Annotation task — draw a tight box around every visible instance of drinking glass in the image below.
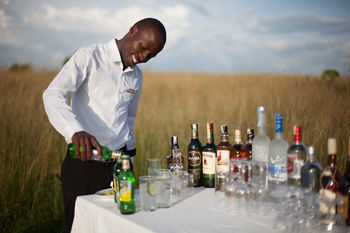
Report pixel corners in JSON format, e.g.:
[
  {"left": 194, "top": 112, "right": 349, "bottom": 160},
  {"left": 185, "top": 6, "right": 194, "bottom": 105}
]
[
  {"left": 147, "top": 158, "right": 162, "bottom": 176},
  {"left": 139, "top": 176, "right": 157, "bottom": 211},
  {"left": 155, "top": 169, "right": 172, "bottom": 208}
]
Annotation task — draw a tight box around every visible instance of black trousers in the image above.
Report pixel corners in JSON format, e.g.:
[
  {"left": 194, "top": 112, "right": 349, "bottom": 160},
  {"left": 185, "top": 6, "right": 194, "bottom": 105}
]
[{"left": 61, "top": 146, "right": 135, "bottom": 233}]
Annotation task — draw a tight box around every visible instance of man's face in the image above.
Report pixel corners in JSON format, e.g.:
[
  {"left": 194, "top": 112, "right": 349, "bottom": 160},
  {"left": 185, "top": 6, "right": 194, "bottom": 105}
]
[{"left": 121, "top": 27, "right": 165, "bottom": 68}]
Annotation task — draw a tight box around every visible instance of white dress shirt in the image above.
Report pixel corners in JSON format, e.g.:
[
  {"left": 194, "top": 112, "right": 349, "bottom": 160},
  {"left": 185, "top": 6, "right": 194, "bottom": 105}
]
[{"left": 43, "top": 39, "right": 142, "bottom": 151}]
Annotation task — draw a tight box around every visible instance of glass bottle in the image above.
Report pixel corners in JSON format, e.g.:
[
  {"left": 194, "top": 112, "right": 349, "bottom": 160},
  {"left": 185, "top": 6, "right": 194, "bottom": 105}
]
[
  {"left": 67, "top": 142, "right": 114, "bottom": 161},
  {"left": 300, "top": 146, "right": 323, "bottom": 192},
  {"left": 119, "top": 155, "right": 135, "bottom": 215},
  {"left": 319, "top": 138, "right": 342, "bottom": 218},
  {"left": 268, "top": 113, "right": 289, "bottom": 191},
  {"left": 113, "top": 151, "right": 123, "bottom": 205},
  {"left": 216, "top": 125, "right": 233, "bottom": 174},
  {"left": 187, "top": 124, "right": 203, "bottom": 187},
  {"left": 252, "top": 106, "right": 271, "bottom": 163},
  {"left": 337, "top": 138, "right": 350, "bottom": 225},
  {"left": 287, "top": 125, "right": 307, "bottom": 186},
  {"left": 167, "top": 136, "right": 183, "bottom": 173},
  {"left": 241, "top": 128, "right": 254, "bottom": 160},
  {"left": 202, "top": 123, "right": 217, "bottom": 188},
  {"left": 232, "top": 129, "right": 243, "bottom": 160}
]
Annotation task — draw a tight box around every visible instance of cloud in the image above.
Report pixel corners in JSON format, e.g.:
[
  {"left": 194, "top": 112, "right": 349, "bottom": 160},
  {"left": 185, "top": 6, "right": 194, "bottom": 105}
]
[
  {"left": 23, "top": 3, "right": 190, "bottom": 48},
  {"left": 245, "top": 12, "right": 350, "bottom": 35}
]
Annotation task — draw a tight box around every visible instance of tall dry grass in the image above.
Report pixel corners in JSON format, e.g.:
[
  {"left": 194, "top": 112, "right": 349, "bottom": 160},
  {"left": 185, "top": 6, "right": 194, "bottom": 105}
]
[{"left": 0, "top": 70, "right": 349, "bottom": 232}]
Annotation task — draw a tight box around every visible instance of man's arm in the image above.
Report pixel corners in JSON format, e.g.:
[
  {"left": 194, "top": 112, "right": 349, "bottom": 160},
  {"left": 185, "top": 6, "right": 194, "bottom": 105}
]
[{"left": 43, "top": 48, "right": 101, "bottom": 160}]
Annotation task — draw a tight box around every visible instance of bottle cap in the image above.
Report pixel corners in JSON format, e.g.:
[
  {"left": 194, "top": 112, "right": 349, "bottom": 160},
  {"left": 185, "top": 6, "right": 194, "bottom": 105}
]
[
  {"left": 327, "top": 138, "right": 337, "bottom": 155},
  {"left": 221, "top": 125, "right": 228, "bottom": 135},
  {"left": 275, "top": 113, "right": 283, "bottom": 133},
  {"left": 247, "top": 128, "right": 254, "bottom": 135},
  {"left": 293, "top": 125, "right": 302, "bottom": 142},
  {"left": 234, "top": 129, "right": 242, "bottom": 141}
]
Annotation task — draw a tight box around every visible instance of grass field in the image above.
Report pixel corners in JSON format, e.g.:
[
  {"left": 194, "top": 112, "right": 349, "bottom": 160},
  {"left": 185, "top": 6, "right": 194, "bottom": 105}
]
[{"left": 0, "top": 69, "right": 349, "bottom": 232}]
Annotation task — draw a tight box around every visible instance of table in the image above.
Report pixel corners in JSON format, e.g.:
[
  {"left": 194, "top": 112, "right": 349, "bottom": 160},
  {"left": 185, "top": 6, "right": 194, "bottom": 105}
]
[{"left": 71, "top": 188, "right": 281, "bottom": 233}]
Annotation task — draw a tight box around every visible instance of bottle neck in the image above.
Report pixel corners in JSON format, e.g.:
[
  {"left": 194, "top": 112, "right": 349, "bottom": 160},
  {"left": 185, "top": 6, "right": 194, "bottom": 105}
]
[
  {"left": 122, "top": 159, "right": 130, "bottom": 170},
  {"left": 221, "top": 134, "right": 229, "bottom": 142},
  {"left": 207, "top": 132, "right": 214, "bottom": 144},
  {"left": 328, "top": 154, "right": 337, "bottom": 168},
  {"left": 257, "top": 125, "right": 266, "bottom": 135},
  {"left": 191, "top": 130, "right": 198, "bottom": 139},
  {"left": 307, "top": 152, "right": 315, "bottom": 162},
  {"left": 246, "top": 134, "right": 254, "bottom": 144}
]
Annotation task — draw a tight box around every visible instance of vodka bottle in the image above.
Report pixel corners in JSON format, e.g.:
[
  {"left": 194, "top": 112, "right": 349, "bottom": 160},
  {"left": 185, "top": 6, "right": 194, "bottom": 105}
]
[
  {"left": 300, "top": 146, "right": 323, "bottom": 192},
  {"left": 252, "top": 106, "right": 271, "bottom": 163},
  {"left": 167, "top": 136, "right": 184, "bottom": 173},
  {"left": 287, "top": 126, "right": 307, "bottom": 186},
  {"left": 268, "top": 113, "right": 289, "bottom": 191}
]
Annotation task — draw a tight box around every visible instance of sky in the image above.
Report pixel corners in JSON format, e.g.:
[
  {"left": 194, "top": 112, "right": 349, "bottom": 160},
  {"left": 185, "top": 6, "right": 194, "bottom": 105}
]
[{"left": 1, "top": 0, "right": 350, "bottom": 75}]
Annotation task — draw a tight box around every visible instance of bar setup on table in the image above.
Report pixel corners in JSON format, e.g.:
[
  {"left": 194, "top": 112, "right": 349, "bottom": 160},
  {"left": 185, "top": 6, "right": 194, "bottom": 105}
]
[{"left": 71, "top": 106, "right": 350, "bottom": 233}]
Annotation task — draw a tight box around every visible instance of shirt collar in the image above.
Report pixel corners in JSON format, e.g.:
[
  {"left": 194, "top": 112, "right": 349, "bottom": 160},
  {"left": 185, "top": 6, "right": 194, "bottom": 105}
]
[{"left": 107, "top": 39, "right": 135, "bottom": 73}]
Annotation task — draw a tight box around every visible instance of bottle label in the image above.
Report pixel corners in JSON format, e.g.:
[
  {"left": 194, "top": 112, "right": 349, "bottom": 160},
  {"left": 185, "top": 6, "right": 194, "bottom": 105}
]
[
  {"left": 337, "top": 193, "right": 349, "bottom": 219},
  {"left": 203, "top": 151, "right": 216, "bottom": 175},
  {"left": 287, "top": 153, "right": 303, "bottom": 179},
  {"left": 216, "top": 150, "right": 229, "bottom": 173},
  {"left": 268, "top": 162, "right": 287, "bottom": 182},
  {"left": 188, "top": 151, "right": 201, "bottom": 183},
  {"left": 319, "top": 189, "right": 336, "bottom": 215},
  {"left": 119, "top": 180, "right": 132, "bottom": 202}
]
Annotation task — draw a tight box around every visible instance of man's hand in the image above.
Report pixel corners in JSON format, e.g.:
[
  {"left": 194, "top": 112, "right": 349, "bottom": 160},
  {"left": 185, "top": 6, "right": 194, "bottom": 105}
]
[{"left": 71, "top": 131, "right": 102, "bottom": 161}]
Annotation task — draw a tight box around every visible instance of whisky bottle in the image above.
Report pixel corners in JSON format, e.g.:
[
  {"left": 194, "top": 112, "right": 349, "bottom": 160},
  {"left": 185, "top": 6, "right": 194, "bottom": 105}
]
[
  {"left": 319, "top": 138, "right": 342, "bottom": 218},
  {"left": 287, "top": 125, "right": 307, "bottom": 186},
  {"left": 337, "top": 138, "right": 350, "bottom": 225},
  {"left": 216, "top": 125, "right": 233, "bottom": 174},
  {"left": 187, "top": 124, "right": 203, "bottom": 187},
  {"left": 300, "top": 146, "right": 323, "bottom": 192},
  {"left": 202, "top": 123, "right": 217, "bottom": 188},
  {"left": 119, "top": 155, "right": 135, "bottom": 215},
  {"left": 232, "top": 129, "right": 243, "bottom": 160},
  {"left": 241, "top": 128, "right": 254, "bottom": 160}
]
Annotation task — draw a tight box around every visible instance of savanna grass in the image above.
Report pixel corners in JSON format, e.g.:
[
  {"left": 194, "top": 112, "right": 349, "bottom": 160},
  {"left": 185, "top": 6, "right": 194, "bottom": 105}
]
[{"left": 0, "top": 69, "right": 349, "bottom": 232}]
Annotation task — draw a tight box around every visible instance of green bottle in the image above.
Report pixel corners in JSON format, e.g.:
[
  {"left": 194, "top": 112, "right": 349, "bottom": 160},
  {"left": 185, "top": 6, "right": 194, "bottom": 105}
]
[
  {"left": 202, "top": 123, "right": 217, "bottom": 188},
  {"left": 118, "top": 155, "right": 135, "bottom": 214},
  {"left": 113, "top": 152, "right": 123, "bottom": 205},
  {"left": 67, "top": 143, "right": 114, "bottom": 162},
  {"left": 187, "top": 123, "right": 203, "bottom": 187}
]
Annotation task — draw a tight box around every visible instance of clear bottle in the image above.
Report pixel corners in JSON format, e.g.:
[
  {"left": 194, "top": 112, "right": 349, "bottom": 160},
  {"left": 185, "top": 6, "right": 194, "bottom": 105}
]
[
  {"left": 337, "top": 138, "right": 350, "bottom": 225},
  {"left": 287, "top": 125, "right": 307, "bottom": 186},
  {"left": 300, "top": 146, "right": 323, "bottom": 192},
  {"left": 187, "top": 124, "right": 203, "bottom": 187},
  {"left": 119, "top": 155, "right": 135, "bottom": 215},
  {"left": 232, "top": 129, "right": 243, "bottom": 160},
  {"left": 252, "top": 106, "right": 271, "bottom": 163},
  {"left": 167, "top": 136, "right": 184, "bottom": 173},
  {"left": 268, "top": 113, "right": 289, "bottom": 191},
  {"left": 217, "top": 125, "right": 233, "bottom": 174},
  {"left": 319, "top": 138, "right": 342, "bottom": 221},
  {"left": 202, "top": 123, "right": 217, "bottom": 188},
  {"left": 241, "top": 128, "right": 254, "bottom": 160}
]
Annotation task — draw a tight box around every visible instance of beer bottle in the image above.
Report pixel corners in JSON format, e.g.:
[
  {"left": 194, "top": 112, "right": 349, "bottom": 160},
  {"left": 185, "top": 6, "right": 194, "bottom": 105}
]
[{"left": 118, "top": 155, "right": 135, "bottom": 214}]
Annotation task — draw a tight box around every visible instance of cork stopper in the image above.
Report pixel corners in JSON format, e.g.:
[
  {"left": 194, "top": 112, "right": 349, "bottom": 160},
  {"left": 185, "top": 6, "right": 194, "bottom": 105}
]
[
  {"left": 234, "top": 129, "right": 242, "bottom": 142},
  {"left": 327, "top": 138, "right": 337, "bottom": 155}
]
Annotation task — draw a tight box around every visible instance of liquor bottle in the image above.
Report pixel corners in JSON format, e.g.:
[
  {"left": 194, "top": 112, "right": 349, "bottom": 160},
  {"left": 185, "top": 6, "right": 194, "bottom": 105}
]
[
  {"left": 287, "top": 126, "right": 307, "bottom": 186},
  {"left": 268, "top": 113, "right": 289, "bottom": 191},
  {"left": 119, "top": 155, "right": 135, "bottom": 214},
  {"left": 300, "top": 146, "right": 323, "bottom": 192},
  {"left": 67, "top": 142, "right": 114, "bottom": 162},
  {"left": 216, "top": 125, "right": 233, "bottom": 175},
  {"left": 319, "top": 138, "right": 342, "bottom": 218},
  {"left": 187, "top": 124, "right": 203, "bottom": 187},
  {"left": 241, "top": 128, "right": 254, "bottom": 160},
  {"left": 202, "top": 123, "right": 217, "bottom": 188},
  {"left": 252, "top": 106, "right": 271, "bottom": 163},
  {"left": 337, "top": 138, "right": 350, "bottom": 225},
  {"left": 113, "top": 151, "right": 123, "bottom": 204},
  {"left": 167, "top": 136, "right": 184, "bottom": 173},
  {"left": 232, "top": 129, "right": 243, "bottom": 160}
]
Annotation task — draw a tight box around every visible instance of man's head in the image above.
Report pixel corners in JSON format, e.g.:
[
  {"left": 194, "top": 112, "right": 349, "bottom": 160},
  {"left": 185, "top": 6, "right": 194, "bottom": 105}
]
[{"left": 117, "top": 18, "right": 166, "bottom": 69}]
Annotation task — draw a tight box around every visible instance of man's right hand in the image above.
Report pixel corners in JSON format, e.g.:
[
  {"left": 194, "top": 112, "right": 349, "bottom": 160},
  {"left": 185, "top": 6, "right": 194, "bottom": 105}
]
[{"left": 71, "top": 131, "right": 102, "bottom": 161}]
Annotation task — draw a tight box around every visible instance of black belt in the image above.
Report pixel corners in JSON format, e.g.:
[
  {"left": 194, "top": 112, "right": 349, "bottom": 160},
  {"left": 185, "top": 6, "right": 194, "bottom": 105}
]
[{"left": 118, "top": 145, "right": 136, "bottom": 157}]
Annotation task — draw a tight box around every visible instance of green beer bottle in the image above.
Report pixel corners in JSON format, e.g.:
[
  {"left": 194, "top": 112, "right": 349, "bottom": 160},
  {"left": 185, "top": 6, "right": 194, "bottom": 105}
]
[
  {"left": 113, "top": 152, "right": 123, "bottom": 205},
  {"left": 67, "top": 143, "right": 114, "bottom": 162},
  {"left": 118, "top": 155, "right": 135, "bottom": 214}
]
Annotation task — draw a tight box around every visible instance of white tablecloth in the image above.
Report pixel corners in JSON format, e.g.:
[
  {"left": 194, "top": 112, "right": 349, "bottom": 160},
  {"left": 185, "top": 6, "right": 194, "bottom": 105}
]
[{"left": 71, "top": 188, "right": 282, "bottom": 233}]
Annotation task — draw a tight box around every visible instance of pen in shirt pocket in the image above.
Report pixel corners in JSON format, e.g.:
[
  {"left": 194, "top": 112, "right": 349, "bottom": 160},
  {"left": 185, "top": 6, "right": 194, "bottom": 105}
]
[{"left": 126, "top": 89, "right": 137, "bottom": 94}]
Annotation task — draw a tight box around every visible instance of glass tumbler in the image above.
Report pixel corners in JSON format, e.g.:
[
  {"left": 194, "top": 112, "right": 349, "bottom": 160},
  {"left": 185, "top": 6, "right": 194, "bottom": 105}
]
[{"left": 139, "top": 176, "right": 157, "bottom": 211}]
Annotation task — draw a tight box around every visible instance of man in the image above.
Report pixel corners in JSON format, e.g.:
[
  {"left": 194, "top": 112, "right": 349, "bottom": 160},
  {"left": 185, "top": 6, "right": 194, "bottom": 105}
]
[{"left": 43, "top": 18, "right": 166, "bottom": 233}]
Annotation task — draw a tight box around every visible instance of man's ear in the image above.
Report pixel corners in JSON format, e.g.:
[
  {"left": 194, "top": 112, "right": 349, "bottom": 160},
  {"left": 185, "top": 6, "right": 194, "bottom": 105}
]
[{"left": 129, "top": 25, "right": 138, "bottom": 35}]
